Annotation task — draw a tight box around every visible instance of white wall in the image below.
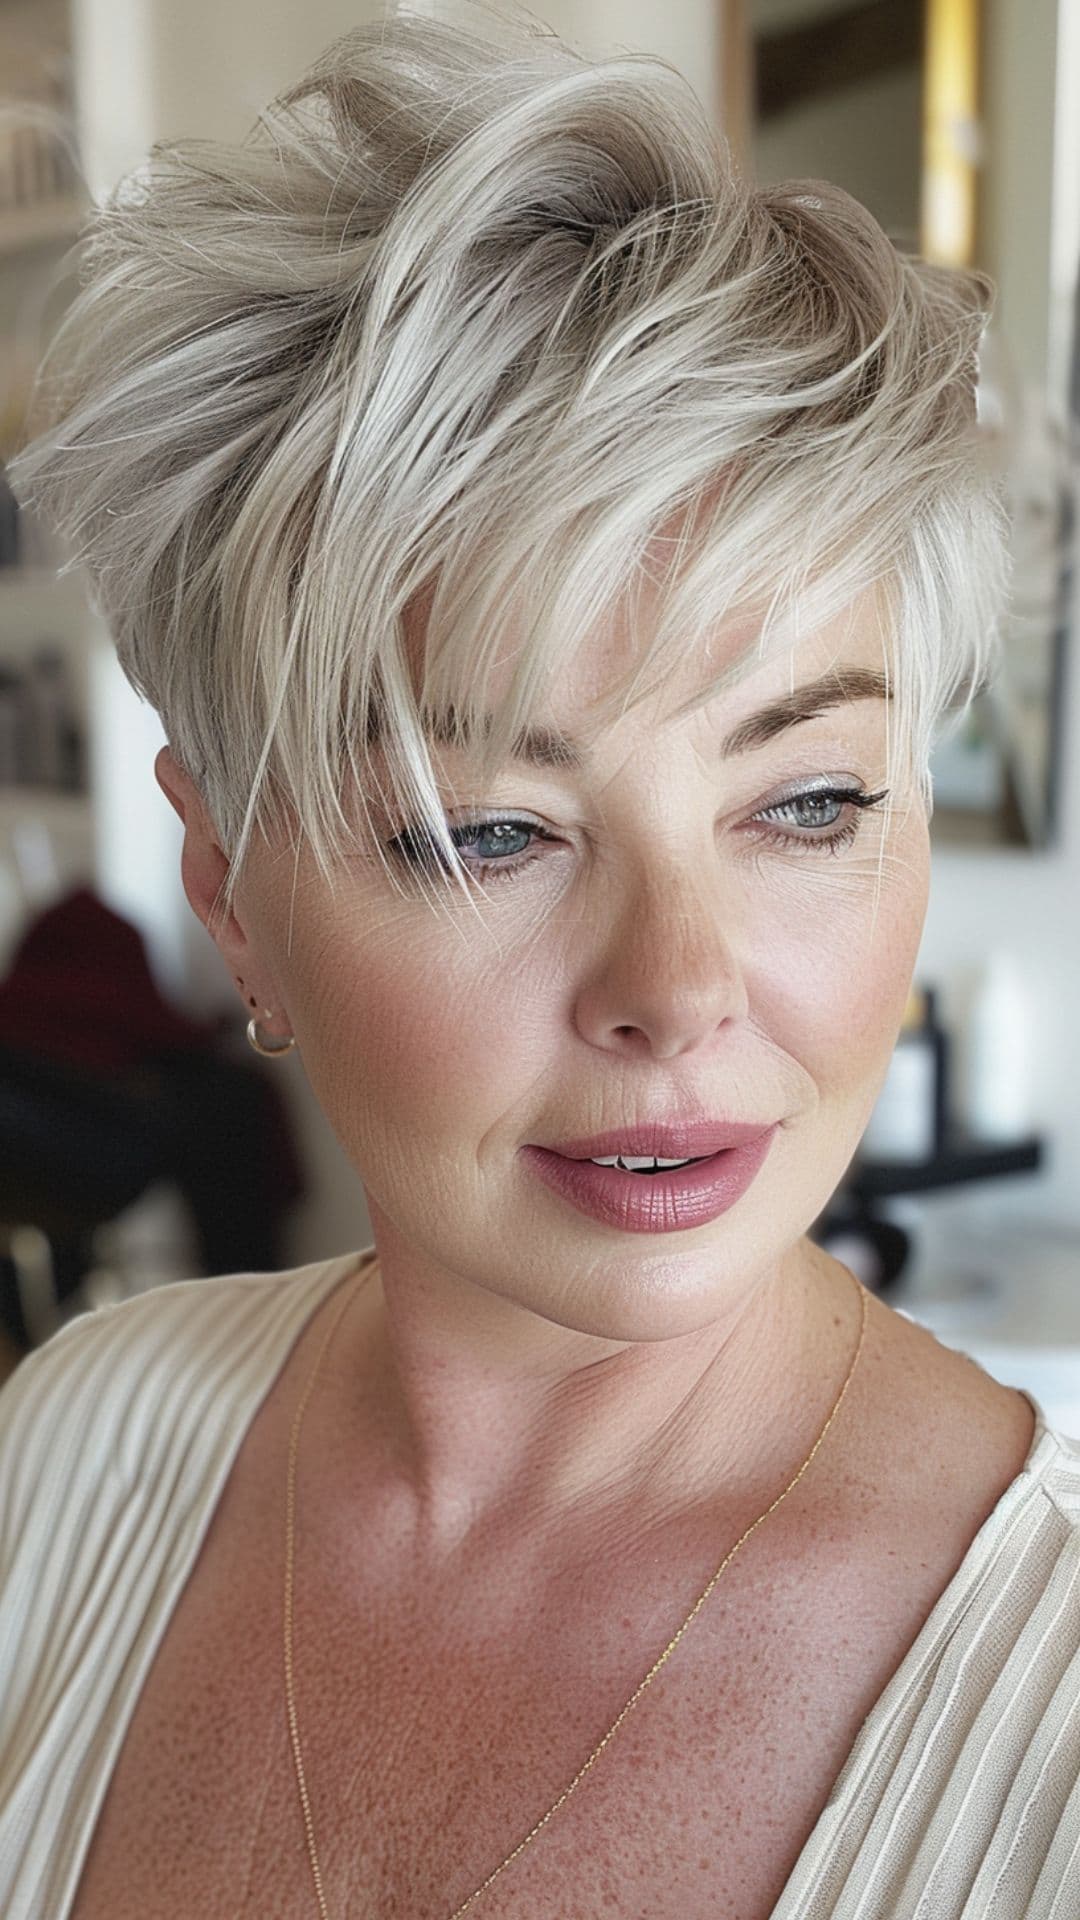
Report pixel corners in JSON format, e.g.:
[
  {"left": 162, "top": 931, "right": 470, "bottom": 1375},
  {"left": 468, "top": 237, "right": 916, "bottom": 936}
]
[
  {"left": 534, "top": 0, "right": 720, "bottom": 121},
  {"left": 63, "top": 0, "right": 1080, "bottom": 1267}
]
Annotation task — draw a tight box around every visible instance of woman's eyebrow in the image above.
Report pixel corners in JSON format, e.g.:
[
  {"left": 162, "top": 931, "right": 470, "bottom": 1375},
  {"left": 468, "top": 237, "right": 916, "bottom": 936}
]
[
  {"left": 719, "top": 666, "right": 892, "bottom": 756},
  {"left": 413, "top": 666, "right": 891, "bottom": 767}
]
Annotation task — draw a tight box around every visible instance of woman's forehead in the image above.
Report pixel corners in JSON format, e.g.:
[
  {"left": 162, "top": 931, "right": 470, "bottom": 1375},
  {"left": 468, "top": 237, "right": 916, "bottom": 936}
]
[{"left": 403, "top": 576, "right": 890, "bottom": 760}]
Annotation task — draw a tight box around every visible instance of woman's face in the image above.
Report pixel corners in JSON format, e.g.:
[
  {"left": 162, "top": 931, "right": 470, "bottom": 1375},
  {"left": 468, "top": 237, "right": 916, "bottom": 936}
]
[{"left": 221, "top": 582, "right": 930, "bottom": 1342}]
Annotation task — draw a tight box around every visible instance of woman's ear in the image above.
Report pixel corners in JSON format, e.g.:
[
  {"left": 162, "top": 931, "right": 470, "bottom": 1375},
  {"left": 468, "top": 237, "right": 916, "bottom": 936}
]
[
  {"left": 155, "top": 746, "right": 234, "bottom": 938},
  {"left": 154, "top": 748, "right": 294, "bottom": 1040},
  {"left": 154, "top": 747, "right": 274, "bottom": 1020}
]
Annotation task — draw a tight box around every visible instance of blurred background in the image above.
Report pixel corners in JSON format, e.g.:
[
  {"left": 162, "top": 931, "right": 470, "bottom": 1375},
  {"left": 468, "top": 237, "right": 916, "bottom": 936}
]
[{"left": 0, "top": 0, "right": 1077, "bottom": 1418}]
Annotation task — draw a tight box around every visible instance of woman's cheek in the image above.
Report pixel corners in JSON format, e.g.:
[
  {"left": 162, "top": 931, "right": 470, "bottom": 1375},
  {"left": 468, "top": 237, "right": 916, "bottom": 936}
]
[
  {"left": 745, "top": 831, "right": 930, "bottom": 1094},
  {"left": 290, "top": 923, "right": 536, "bottom": 1174}
]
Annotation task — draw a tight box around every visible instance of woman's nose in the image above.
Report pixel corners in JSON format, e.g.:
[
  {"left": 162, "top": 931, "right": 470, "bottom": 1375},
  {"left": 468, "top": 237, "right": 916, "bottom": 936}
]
[{"left": 571, "top": 857, "right": 750, "bottom": 1059}]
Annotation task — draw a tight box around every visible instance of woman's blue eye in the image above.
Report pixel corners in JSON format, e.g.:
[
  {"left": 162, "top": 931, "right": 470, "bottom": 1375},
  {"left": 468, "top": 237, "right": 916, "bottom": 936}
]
[
  {"left": 387, "top": 787, "right": 891, "bottom": 883},
  {"left": 388, "top": 818, "right": 553, "bottom": 877},
  {"left": 754, "top": 786, "right": 891, "bottom": 855}
]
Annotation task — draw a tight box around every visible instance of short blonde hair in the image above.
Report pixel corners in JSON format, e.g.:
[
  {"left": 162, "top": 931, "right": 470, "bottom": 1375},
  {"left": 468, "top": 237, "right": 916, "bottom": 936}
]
[{"left": 8, "top": 0, "right": 1008, "bottom": 924}]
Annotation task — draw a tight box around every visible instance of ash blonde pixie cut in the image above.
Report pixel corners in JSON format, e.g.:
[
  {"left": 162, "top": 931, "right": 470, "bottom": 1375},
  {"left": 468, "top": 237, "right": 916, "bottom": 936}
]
[{"left": 8, "top": 0, "right": 1008, "bottom": 926}]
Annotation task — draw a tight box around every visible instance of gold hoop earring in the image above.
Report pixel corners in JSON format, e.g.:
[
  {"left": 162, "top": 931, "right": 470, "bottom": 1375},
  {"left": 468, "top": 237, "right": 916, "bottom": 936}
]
[{"left": 246, "top": 1013, "right": 296, "bottom": 1058}]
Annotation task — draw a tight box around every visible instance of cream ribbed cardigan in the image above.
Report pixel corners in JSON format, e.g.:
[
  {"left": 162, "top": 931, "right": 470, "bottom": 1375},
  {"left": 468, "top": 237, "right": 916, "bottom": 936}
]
[{"left": 1, "top": 1252, "right": 1079, "bottom": 1919}]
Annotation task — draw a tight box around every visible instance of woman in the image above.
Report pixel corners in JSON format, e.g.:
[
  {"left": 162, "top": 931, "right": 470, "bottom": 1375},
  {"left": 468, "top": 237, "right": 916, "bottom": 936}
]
[{"left": 2, "top": 7, "right": 1077, "bottom": 1917}]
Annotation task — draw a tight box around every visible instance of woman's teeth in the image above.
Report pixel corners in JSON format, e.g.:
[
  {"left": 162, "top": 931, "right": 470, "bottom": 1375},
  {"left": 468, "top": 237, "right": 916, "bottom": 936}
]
[{"left": 587, "top": 1154, "right": 705, "bottom": 1174}]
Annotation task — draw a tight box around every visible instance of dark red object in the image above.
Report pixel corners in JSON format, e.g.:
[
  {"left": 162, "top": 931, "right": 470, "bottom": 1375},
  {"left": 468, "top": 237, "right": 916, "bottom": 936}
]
[
  {"left": 0, "top": 887, "right": 306, "bottom": 1324},
  {"left": 0, "top": 885, "right": 216, "bottom": 1072}
]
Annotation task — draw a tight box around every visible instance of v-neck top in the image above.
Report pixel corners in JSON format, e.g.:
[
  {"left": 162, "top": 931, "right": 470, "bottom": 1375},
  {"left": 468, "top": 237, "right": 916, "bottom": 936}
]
[{"left": 1, "top": 1251, "right": 1079, "bottom": 1918}]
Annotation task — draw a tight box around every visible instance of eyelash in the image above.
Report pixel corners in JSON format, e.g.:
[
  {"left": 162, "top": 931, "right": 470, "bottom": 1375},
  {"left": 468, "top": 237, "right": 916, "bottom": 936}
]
[{"left": 388, "top": 785, "right": 892, "bottom": 885}]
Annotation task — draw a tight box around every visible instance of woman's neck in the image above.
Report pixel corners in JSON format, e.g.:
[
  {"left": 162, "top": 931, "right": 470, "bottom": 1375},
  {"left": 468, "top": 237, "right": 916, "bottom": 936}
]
[{"left": 322, "top": 1236, "right": 862, "bottom": 1565}]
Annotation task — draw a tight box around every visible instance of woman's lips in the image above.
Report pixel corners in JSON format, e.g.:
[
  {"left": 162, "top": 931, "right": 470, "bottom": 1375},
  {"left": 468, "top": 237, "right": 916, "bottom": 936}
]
[
  {"left": 520, "top": 1126, "right": 778, "bottom": 1233},
  {"left": 540, "top": 1120, "right": 776, "bottom": 1160}
]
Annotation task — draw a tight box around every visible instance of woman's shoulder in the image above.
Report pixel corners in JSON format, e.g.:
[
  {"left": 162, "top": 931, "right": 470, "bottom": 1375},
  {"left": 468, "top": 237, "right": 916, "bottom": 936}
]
[
  {"left": 0, "top": 1251, "right": 367, "bottom": 1534},
  {"left": 1019, "top": 1399, "right": 1080, "bottom": 1521},
  {"left": 828, "top": 1292, "right": 1080, "bottom": 1701}
]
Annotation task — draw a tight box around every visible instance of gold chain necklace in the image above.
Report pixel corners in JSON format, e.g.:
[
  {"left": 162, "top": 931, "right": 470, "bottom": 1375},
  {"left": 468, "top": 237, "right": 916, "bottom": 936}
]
[{"left": 284, "top": 1259, "right": 867, "bottom": 1918}]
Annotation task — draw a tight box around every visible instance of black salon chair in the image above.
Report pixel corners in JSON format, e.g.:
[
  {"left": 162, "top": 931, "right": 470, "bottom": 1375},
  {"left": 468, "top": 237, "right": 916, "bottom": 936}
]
[{"left": 0, "top": 1041, "right": 164, "bottom": 1350}]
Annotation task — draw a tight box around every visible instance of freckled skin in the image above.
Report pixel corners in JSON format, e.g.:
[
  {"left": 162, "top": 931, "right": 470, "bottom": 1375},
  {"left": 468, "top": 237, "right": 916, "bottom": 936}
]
[{"left": 83, "top": 575, "right": 1033, "bottom": 1920}]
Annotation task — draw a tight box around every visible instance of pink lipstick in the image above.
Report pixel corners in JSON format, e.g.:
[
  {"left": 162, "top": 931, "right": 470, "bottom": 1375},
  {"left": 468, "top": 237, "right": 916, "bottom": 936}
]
[{"left": 521, "top": 1125, "right": 778, "bottom": 1233}]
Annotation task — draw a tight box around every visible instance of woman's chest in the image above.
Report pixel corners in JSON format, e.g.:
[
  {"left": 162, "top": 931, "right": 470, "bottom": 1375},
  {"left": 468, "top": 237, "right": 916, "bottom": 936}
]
[
  {"left": 63, "top": 1504, "right": 930, "bottom": 1920},
  {"left": 66, "top": 1621, "right": 865, "bottom": 1920},
  {"left": 66, "top": 1304, "right": 1032, "bottom": 1920}
]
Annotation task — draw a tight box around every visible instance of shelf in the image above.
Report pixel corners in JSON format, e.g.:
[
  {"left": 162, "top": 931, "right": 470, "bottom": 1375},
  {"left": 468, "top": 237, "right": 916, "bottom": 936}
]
[
  {"left": 845, "top": 1132, "right": 1044, "bottom": 1199},
  {"left": 0, "top": 787, "right": 91, "bottom": 828}
]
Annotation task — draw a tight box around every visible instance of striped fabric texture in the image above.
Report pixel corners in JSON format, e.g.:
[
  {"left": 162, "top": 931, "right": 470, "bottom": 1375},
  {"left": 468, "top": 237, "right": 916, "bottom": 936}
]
[{"left": 0, "top": 1251, "right": 1078, "bottom": 1919}]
